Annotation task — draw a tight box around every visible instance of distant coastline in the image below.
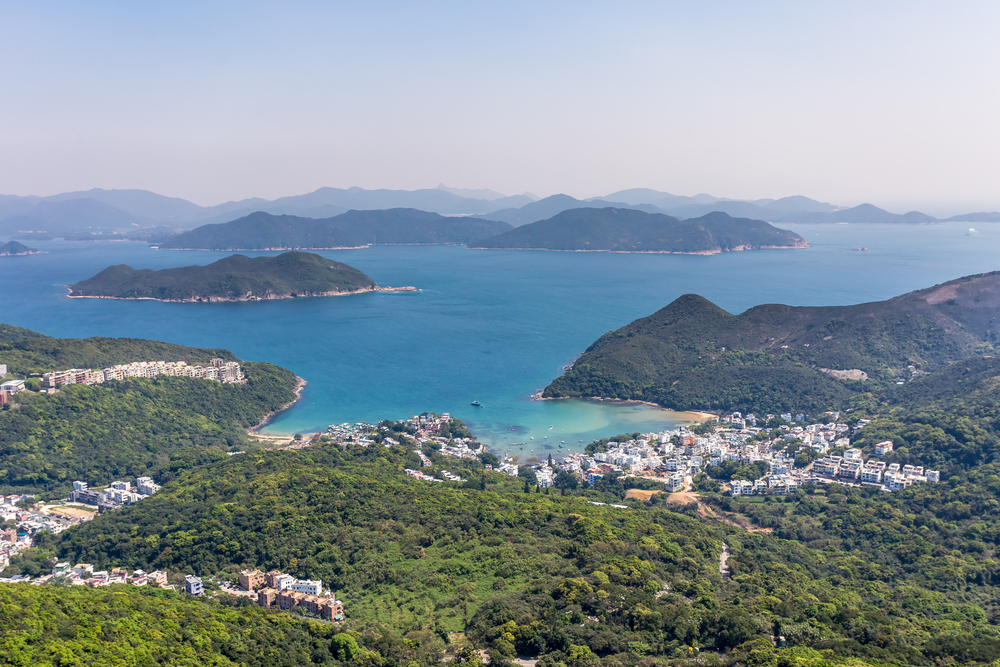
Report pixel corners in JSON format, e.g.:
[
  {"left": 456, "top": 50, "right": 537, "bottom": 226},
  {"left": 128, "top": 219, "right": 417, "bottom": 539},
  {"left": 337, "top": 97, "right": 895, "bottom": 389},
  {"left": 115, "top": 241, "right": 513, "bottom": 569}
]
[
  {"left": 471, "top": 243, "right": 807, "bottom": 255},
  {"left": 66, "top": 285, "right": 418, "bottom": 303},
  {"left": 151, "top": 245, "right": 370, "bottom": 251}
]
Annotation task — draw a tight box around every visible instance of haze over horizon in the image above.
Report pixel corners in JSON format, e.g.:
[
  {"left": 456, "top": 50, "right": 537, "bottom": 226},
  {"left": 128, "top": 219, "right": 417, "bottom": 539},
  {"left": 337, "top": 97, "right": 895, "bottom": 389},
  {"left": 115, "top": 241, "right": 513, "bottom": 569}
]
[{"left": 3, "top": 2, "right": 999, "bottom": 217}]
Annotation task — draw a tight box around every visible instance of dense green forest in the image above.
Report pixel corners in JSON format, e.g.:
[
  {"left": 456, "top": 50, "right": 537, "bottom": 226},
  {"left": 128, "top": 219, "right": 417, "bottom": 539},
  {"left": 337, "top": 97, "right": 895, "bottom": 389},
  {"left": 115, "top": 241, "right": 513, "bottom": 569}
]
[
  {"left": 470, "top": 208, "right": 805, "bottom": 253},
  {"left": 0, "top": 331, "right": 298, "bottom": 494},
  {"left": 0, "top": 364, "right": 296, "bottom": 495},
  {"left": 546, "top": 271, "right": 1000, "bottom": 414},
  {"left": 0, "top": 584, "right": 398, "bottom": 667},
  {"left": 0, "top": 323, "right": 47, "bottom": 344},
  {"left": 69, "top": 251, "right": 378, "bottom": 301},
  {"left": 158, "top": 209, "right": 513, "bottom": 250},
  {"left": 38, "top": 443, "right": 1000, "bottom": 665}
]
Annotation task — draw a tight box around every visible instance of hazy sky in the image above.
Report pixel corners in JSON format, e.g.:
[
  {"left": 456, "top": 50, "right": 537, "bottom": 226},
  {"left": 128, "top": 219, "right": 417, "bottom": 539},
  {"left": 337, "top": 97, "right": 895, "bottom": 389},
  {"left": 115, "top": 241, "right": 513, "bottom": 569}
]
[{"left": 2, "top": 1, "right": 999, "bottom": 215}]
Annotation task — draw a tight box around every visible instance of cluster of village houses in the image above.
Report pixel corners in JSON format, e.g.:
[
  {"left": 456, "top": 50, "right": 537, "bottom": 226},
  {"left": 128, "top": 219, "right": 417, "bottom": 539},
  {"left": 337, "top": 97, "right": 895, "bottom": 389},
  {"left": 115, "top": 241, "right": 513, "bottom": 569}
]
[
  {"left": 388, "top": 409, "right": 940, "bottom": 497},
  {"left": 0, "top": 359, "right": 245, "bottom": 404},
  {"left": 0, "top": 476, "right": 162, "bottom": 571},
  {"left": 188, "top": 569, "right": 344, "bottom": 621},
  {"left": 0, "top": 562, "right": 175, "bottom": 589},
  {"left": 70, "top": 477, "right": 162, "bottom": 510},
  {"left": 39, "top": 358, "right": 245, "bottom": 387}
]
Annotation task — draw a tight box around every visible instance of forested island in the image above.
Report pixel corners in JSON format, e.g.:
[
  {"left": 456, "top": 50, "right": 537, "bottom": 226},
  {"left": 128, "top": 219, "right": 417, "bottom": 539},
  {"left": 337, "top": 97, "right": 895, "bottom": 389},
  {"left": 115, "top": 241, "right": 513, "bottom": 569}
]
[
  {"left": 0, "top": 240, "right": 43, "bottom": 256},
  {"left": 469, "top": 208, "right": 807, "bottom": 253},
  {"left": 157, "top": 208, "right": 513, "bottom": 250},
  {"left": 68, "top": 251, "right": 414, "bottom": 302},
  {"left": 545, "top": 270, "right": 1000, "bottom": 414}
]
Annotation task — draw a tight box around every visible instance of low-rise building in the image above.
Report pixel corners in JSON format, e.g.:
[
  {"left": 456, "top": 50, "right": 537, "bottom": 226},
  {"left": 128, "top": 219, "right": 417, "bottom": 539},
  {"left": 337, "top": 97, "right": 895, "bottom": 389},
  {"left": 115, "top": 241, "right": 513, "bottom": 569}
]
[
  {"left": 239, "top": 569, "right": 266, "bottom": 591},
  {"left": 289, "top": 579, "right": 323, "bottom": 596},
  {"left": 0, "top": 380, "right": 25, "bottom": 394},
  {"left": 184, "top": 575, "right": 204, "bottom": 596},
  {"left": 873, "top": 441, "right": 894, "bottom": 457}
]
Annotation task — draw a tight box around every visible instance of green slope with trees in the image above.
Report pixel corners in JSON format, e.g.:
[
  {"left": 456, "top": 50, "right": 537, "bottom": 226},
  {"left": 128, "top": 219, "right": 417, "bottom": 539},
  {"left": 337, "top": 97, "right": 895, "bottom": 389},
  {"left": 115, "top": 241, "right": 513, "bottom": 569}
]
[
  {"left": 0, "top": 330, "right": 298, "bottom": 495},
  {"left": 37, "top": 442, "right": 1000, "bottom": 665},
  {"left": 69, "top": 251, "right": 378, "bottom": 301},
  {"left": 0, "top": 323, "right": 48, "bottom": 344},
  {"left": 545, "top": 271, "right": 1000, "bottom": 414}
]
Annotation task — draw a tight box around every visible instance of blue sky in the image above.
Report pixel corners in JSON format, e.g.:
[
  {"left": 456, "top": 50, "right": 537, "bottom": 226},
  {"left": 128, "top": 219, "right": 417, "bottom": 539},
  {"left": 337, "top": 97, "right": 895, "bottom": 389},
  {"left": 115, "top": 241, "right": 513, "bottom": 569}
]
[{"left": 2, "top": 1, "right": 998, "bottom": 214}]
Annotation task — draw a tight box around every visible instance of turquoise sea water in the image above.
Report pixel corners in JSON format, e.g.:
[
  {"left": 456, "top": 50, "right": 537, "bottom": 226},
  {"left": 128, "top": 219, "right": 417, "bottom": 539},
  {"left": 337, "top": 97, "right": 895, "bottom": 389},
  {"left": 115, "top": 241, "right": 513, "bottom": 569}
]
[{"left": 1, "top": 222, "right": 999, "bottom": 455}]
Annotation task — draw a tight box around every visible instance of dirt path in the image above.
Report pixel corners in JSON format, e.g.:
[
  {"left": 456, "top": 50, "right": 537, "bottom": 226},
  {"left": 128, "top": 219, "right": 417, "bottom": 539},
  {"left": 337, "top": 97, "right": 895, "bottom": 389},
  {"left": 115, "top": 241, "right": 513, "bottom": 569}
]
[{"left": 719, "top": 542, "right": 731, "bottom": 580}]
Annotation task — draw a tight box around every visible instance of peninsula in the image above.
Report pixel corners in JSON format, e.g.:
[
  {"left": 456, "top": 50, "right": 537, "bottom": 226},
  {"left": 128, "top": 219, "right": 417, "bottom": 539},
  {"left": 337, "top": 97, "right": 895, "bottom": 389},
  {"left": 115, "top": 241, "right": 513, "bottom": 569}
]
[
  {"left": 68, "top": 251, "right": 415, "bottom": 302},
  {"left": 469, "top": 208, "right": 807, "bottom": 253},
  {"left": 0, "top": 240, "right": 43, "bottom": 256},
  {"left": 545, "top": 270, "right": 1000, "bottom": 414}
]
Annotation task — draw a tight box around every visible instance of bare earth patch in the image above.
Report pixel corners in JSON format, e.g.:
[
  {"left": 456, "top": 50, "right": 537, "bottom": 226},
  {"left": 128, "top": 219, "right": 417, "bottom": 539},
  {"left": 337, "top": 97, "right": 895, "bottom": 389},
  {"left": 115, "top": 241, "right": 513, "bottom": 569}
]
[
  {"left": 625, "top": 489, "right": 664, "bottom": 501},
  {"left": 44, "top": 505, "right": 96, "bottom": 520}
]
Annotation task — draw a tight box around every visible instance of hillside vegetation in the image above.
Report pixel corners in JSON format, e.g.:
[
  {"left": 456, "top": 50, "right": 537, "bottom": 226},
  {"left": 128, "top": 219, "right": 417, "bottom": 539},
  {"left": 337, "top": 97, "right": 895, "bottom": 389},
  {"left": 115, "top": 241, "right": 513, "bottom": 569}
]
[
  {"left": 0, "top": 331, "right": 298, "bottom": 494},
  {"left": 1, "top": 334, "right": 235, "bottom": 376},
  {"left": 0, "top": 585, "right": 353, "bottom": 667},
  {"left": 69, "top": 251, "right": 379, "bottom": 301},
  {"left": 546, "top": 271, "right": 1000, "bottom": 414},
  {"left": 158, "top": 209, "right": 513, "bottom": 250},
  {"left": 40, "top": 442, "right": 1000, "bottom": 666},
  {"left": 0, "top": 323, "right": 47, "bottom": 344},
  {"left": 470, "top": 208, "right": 806, "bottom": 253}
]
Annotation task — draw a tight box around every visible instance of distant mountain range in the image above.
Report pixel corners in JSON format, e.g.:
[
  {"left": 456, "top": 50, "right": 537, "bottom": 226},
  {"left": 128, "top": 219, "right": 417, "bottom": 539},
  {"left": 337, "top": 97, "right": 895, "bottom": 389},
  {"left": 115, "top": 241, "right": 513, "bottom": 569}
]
[
  {"left": 2, "top": 184, "right": 999, "bottom": 239},
  {"left": 470, "top": 209, "right": 806, "bottom": 254}
]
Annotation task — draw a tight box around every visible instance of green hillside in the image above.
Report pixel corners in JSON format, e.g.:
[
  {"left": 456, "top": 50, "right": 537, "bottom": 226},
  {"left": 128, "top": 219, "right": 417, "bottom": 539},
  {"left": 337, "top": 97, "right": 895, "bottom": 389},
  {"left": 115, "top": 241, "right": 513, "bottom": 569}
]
[
  {"left": 0, "top": 334, "right": 234, "bottom": 375},
  {"left": 0, "top": 585, "right": 349, "bottom": 667},
  {"left": 0, "top": 323, "right": 48, "bottom": 344},
  {"left": 158, "top": 208, "right": 513, "bottom": 250},
  {"left": 39, "top": 442, "right": 1000, "bottom": 665},
  {"left": 470, "top": 208, "right": 806, "bottom": 253},
  {"left": 545, "top": 271, "right": 1000, "bottom": 414},
  {"left": 0, "top": 331, "right": 298, "bottom": 495},
  {"left": 69, "top": 251, "right": 378, "bottom": 301}
]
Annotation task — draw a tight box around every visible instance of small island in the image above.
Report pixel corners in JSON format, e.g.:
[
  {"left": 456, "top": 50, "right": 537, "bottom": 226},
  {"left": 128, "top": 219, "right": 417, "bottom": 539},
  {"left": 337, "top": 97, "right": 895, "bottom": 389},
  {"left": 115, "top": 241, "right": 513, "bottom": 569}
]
[
  {"left": 68, "top": 251, "right": 416, "bottom": 302},
  {"left": 0, "top": 240, "right": 44, "bottom": 256}
]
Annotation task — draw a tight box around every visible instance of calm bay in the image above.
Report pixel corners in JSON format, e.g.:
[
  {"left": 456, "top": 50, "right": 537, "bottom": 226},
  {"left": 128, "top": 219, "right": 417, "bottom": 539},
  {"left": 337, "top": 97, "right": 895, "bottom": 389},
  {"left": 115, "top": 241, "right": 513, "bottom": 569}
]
[{"left": 1, "top": 221, "right": 997, "bottom": 454}]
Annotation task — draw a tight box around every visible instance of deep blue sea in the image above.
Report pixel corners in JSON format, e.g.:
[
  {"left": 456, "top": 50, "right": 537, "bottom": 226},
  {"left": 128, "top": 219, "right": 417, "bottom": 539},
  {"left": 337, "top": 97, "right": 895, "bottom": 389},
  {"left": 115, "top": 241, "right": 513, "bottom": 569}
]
[{"left": 1, "top": 222, "right": 998, "bottom": 456}]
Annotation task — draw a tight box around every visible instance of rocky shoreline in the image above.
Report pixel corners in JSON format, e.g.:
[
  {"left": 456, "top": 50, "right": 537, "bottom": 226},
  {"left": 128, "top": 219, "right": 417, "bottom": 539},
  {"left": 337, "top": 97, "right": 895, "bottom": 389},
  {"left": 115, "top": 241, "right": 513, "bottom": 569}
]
[
  {"left": 66, "top": 285, "right": 418, "bottom": 302},
  {"left": 249, "top": 376, "right": 307, "bottom": 435}
]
